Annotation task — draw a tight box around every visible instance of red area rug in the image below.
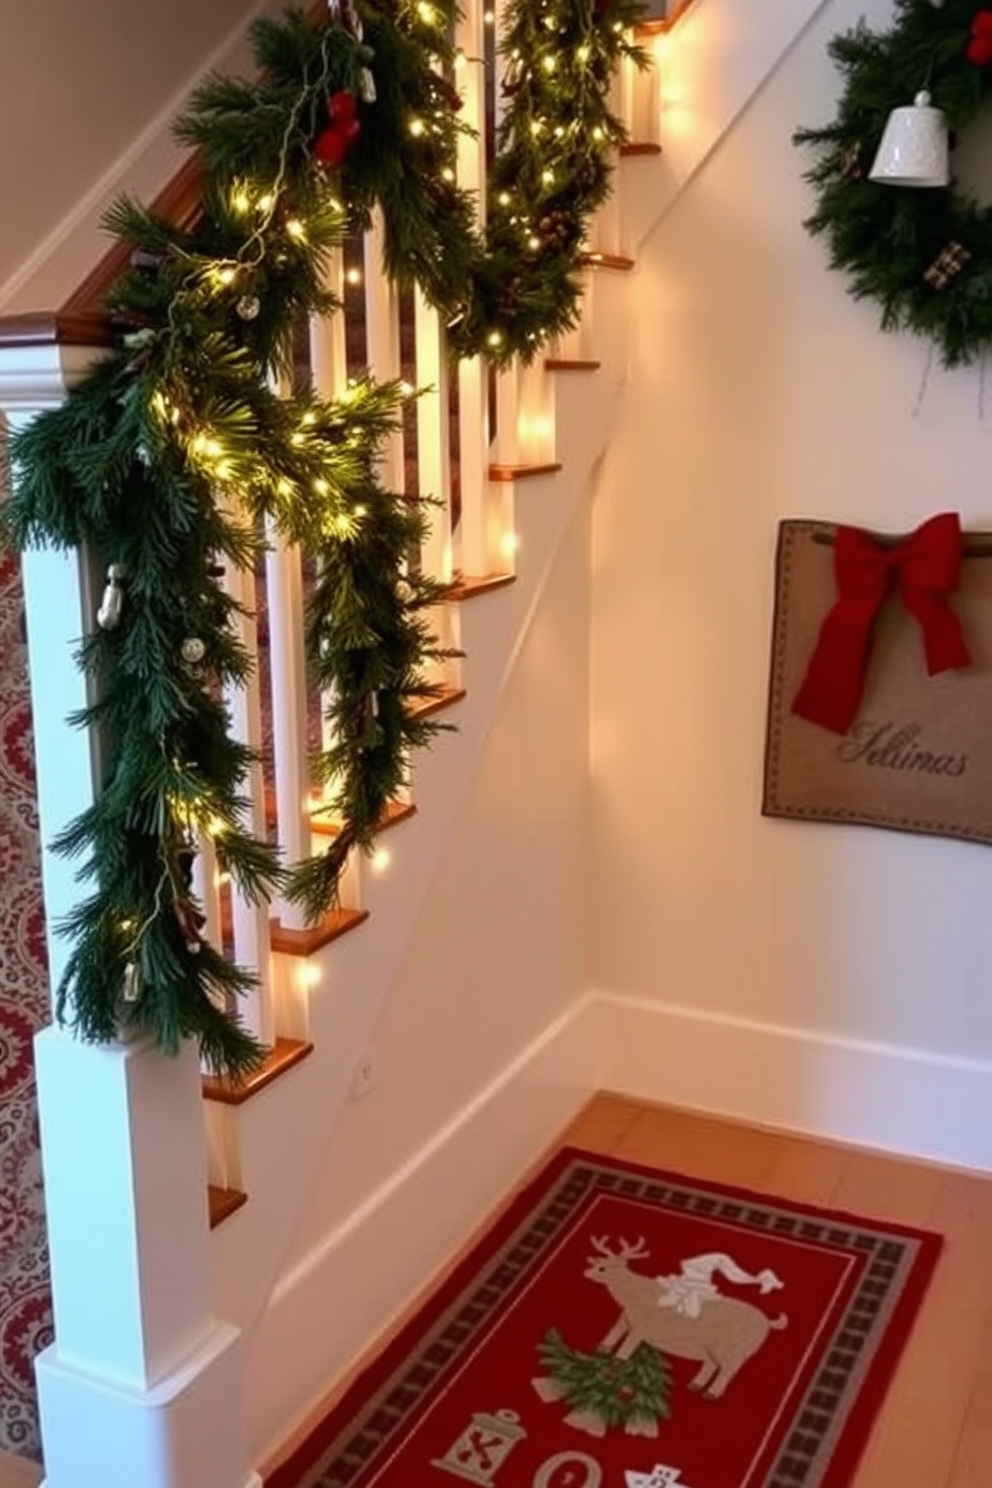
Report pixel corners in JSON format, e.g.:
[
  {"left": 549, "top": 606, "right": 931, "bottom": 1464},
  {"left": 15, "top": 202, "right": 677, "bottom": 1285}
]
[
  {"left": 0, "top": 548, "right": 53, "bottom": 1460},
  {"left": 269, "top": 1148, "right": 941, "bottom": 1488}
]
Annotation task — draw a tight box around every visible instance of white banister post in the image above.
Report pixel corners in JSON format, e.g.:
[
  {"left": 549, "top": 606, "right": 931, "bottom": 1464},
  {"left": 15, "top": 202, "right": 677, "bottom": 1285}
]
[{"left": 0, "top": 338, "right": 259, "bottom": 1488}]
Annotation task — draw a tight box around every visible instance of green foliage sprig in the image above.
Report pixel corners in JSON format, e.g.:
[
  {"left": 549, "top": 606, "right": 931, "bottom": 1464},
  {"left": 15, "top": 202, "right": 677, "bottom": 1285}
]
[
  {"left": 451, "top": 0, "right": 648, "bottom": 361},
  {"left": 795, "top": 0, "right": 992, "bottom": 366},
  {"left": 537, "top": 1329, "right": 673, "bottom": 1433},
  {"left": 2, "top": 0, "right": 644, "bottom": 1074}
]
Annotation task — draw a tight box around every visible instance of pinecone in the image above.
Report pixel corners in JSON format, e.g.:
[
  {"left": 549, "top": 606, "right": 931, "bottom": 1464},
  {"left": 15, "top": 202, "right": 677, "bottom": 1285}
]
[{"left": 538, "top": 210, "right": 571, "bottom": 249}]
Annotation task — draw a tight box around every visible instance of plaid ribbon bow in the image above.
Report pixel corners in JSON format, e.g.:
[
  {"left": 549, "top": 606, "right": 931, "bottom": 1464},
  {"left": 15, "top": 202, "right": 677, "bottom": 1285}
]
[{"left": 924, "top": 241, "right": 972, "bottom": 291}]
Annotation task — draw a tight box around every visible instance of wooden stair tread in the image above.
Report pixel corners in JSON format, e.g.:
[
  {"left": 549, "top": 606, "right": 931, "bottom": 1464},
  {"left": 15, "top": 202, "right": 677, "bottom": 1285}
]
[
  {"left": 208, "top": 1184, "right": 248, "bottom": 1229},
  {"left": 270, "top": 906, "right": 370, "bottom": 956},
  {"left": 581, "top": 252, "right": 635, "bottom": 271},
  {"left": 545, "top": 358, "right": 601, "bottom": 372},
  {"left": 488, "top": 462, "right": 563, "bottom": 482},
  {"left": 311, "top": 797, "right": 416, "bottom": 839},
  {"left": 450, "top": 573, "right": 516, "bottom": 599},
  {"left": 405, "top": 684, "right": 466, "bottom": 718},
  {"left": 202, "top": 1037, "right": 314, "bottom": 1105},
  {"left": 620, "top": 142, "right": 662, "bottom": 157},
  {"left": 636, "top": 0, "right": 695, "bottom": 34}
]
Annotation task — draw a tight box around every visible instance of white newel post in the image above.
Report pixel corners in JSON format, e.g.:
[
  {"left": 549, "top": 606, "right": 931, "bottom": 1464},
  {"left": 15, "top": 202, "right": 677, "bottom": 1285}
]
[{"left": 0, "top": 338, "right": 259, "bottom": 1488}]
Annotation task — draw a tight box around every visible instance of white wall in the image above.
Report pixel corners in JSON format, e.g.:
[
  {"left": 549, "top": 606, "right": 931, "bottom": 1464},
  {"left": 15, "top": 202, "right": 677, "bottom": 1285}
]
[
  {"left": 0, "top": 0, "right": 275, "bottom": 313},
  {"left": 247, "top": 490, "right": 595, "bottom": 1454},
  {"left": 591, "top": 0, "right": 992, "bottom": 1165}
]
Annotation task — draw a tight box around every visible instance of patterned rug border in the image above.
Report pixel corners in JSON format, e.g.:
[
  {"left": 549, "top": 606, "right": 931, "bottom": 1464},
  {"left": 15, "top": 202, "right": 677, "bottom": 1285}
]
[{"left": 266, "top": 1144, "right": 943, "bottom": 1488}]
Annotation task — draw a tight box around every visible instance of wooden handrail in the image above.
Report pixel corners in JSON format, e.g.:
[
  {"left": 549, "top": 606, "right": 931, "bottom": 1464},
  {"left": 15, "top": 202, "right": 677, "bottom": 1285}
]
[{"left": 0, "top": 150, "right": 206, "bottom": 351}]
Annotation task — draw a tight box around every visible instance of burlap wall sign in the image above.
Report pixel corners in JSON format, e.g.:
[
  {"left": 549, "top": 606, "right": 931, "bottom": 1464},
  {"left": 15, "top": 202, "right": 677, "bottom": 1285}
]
[{"left": 763, "top": 515, "right": 992, "bottom": 846}]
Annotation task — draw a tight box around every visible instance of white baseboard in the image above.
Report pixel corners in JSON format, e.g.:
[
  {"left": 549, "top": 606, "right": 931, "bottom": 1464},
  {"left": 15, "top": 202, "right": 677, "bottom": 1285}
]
[
  {"left": 595, "top": 990, "right": 992, "bottom": 1173},
  {"left": 248, "top": 994, "right": 599, "bottom": 1464}
]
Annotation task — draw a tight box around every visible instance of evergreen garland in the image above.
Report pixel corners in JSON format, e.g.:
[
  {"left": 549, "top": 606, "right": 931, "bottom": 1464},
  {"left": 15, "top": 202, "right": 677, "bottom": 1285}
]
[
  {"left": 1, "top": 0, "right": 645, "bottom": 1075},
  {"left": 537, "top": 1329, "right": 673, "bottom": 1434},
  {"left": 795, "top": 0, "right": 992, "bottom": 366},
  {"left": 450, "top": 0, "right": 648, "bottom": 361}
]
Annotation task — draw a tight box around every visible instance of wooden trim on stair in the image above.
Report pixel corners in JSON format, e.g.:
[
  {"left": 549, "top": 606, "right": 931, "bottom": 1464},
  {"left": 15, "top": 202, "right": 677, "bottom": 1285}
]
[
  {"left": 545, "top": 358, "right": 602, "bottom": 372},
  {"left": 311, "top": 797, "right": 417, "bottom": 839},
  {"left": 620, "top": 142, "right": 662, "bottom": 157},
  {"left": 208, "top": 1184, "right": 248, "bottom": 1229},
  {"left": 202, "top": 1036, "right": 314, "bottom": 1105},
  {"left": 488, "top": 462, "right": 563, "bottom": 482},
  {"left": 580, "top": 252, "right": 635, "bottom": 271},
  {"left": 405, "top": 684, "right": 466, "bottom": 719},
  {"left": 0, "top": 154, "right": 207, "bottom": 349},
  {"left": 449, "top": 573, "right": 516, "bottom": 599},
  {"left": 636, "top": 0, "right": 697, "bottom": 34},
  {"left": 270, "top": 906, "right": 370, "bottom": 956}
]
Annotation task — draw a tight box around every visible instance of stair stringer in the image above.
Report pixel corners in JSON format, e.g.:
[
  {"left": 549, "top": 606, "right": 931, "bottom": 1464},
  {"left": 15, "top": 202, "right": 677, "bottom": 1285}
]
[
  {"left": 205, "top": 270, "right": 634, "bottom": 1403},
  {"left": 622, "top": 0, "right": 831, "bottom": 257}
]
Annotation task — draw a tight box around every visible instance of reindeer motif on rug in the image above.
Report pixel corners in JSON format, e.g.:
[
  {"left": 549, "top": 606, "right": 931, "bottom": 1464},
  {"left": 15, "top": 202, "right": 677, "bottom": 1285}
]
[{"left": 534, "top": 1236, "right": 787, "bottom": 1433}]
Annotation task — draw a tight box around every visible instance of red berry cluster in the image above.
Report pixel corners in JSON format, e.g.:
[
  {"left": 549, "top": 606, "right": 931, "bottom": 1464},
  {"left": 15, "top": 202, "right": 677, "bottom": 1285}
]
[
  {"left": 967, "top": 10, "right": 992, "bottom": 65},
  {"left": 315, "top": 90, "right": 361, "bottom": 167}
]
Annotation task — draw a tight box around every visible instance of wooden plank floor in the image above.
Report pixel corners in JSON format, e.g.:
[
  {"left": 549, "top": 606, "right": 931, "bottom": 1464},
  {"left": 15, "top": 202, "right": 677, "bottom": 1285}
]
[{"left": 564, "top": 1094, "right": 992, "bottom": 1488}]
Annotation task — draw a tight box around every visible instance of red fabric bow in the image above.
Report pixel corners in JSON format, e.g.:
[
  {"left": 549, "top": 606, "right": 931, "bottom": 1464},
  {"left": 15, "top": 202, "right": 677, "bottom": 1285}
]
[
  {"left": 967, "top": 9, "right": 992, "bottom": 65},
  {"left": 791, "top": 512, "right": 971, "bottom": 735}
]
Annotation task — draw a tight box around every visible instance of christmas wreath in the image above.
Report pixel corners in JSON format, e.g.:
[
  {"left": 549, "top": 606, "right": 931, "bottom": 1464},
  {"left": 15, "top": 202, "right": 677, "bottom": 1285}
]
[{"left": 795, "top": 0, "right": 992, "bottom": 365}]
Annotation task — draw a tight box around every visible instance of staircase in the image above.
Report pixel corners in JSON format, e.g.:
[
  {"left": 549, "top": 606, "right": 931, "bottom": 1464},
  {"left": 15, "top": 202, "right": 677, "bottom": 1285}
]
[{"left": 0, "top": 0, "right": 835, "bottom": 1482}]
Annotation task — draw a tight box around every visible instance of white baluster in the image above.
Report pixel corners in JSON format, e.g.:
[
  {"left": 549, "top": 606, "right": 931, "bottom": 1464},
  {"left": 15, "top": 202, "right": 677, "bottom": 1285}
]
[
  {"left": 496, "top": 359, "right": 554, "bottom": 467},
  {"left": 594, "top": 66, "right": 624, "bottom": 256},
  {"left": 364, "top": 211, "right": 405, "bottom": 492},
  {"left": 310, "top": 251, "right": 349, "bottom": 767},
  {"left": 414, "top": 289, "right": 454, "bottom": 581},
  {"left": 191, "top": 829, "right": 223, "bottom": 953},
  {"left": 456, "top": 0, "right": 493, "bottom": 577},
  {"left": 310, "top": 247, "right": 348, "bottom": 398},
  {"left": 222, "top": 543, "right": 275, "bottom": 1047},
  {"left": 414, "top": 289, "right": 455, "bottom": 681},
  {"left": 264, "top": 522, "right": 311, "bottom": 933}
]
